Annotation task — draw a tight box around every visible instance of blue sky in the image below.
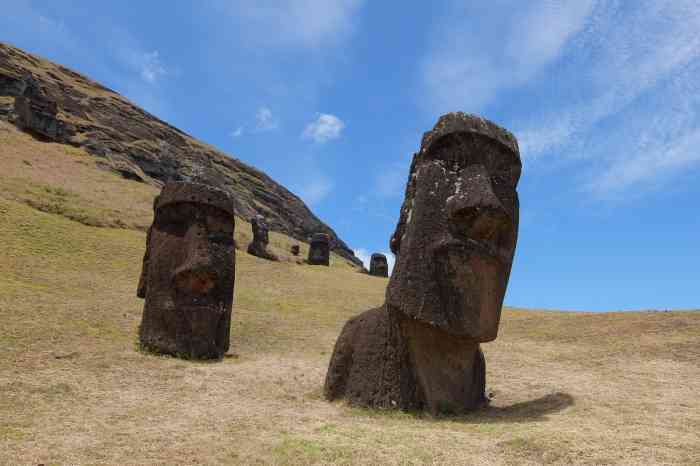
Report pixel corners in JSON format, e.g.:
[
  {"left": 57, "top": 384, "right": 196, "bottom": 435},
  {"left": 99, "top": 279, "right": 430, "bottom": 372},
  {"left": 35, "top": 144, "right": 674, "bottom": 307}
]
[{"left": 3, "top": 1, "right": 699, "bottom": 311}]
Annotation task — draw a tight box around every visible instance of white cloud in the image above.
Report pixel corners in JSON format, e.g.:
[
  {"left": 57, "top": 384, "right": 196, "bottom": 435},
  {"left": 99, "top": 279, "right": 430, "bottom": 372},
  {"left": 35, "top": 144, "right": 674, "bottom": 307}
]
[
  {"left": 229, "top": 0, "right": 364, "bottom": 49},
  {"left": 517, "top": 1, "right": 700, "bottom": 160},
  {"left": 422, "top": 0, "right": 596, "bottom": 112},
  {"left": 231, "top": 126, "right": 244, "bottom": 138},
  {"left": 511, "top": 0, "right": 700, "bottom": 196},
  {"left": 138, "top": 51, "right": 166, "bottom": 84},
  {"left": 302, "top": 113, "right": 345, "bottom": 143},
  {"left": 255, "top": 106, "right": 278, "bottom": 131},
  {"left": 422, "top": 0, "right": 700, "bottom": 197},
  {"left": 354, "top": 248, "right": 395, "bottom": 275}
]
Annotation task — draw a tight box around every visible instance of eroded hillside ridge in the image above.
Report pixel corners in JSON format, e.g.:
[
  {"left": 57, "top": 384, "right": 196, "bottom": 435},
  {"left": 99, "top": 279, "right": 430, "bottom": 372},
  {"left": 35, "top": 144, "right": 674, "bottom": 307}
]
[{"left": 0, "top": 42, "right": 360, "bottom": 265}]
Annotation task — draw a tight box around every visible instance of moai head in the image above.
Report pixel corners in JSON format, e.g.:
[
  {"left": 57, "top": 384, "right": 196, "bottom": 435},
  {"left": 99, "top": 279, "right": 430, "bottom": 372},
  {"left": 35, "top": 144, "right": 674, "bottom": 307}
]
[
  {"left": 308, "top": 233, "right": 331, "bottom": 266},
  {"left": 291, "top": 244, "right": 300, "bottom": 256},
  {"left": 369, "top": 253, "right": 389, "bottom": 277},
  {"left": 251, "top": 215, "right": 270, "bottom": 246},
  {"left": 137, "top": 182, "right": 236, "bottom": 359},
  {"left": 387, "top": 113, "right": 521, "bottom": 342}
]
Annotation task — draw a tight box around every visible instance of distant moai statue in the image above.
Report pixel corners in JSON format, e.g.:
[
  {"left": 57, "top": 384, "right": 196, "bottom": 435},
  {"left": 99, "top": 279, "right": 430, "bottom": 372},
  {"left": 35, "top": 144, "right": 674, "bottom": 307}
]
[
  {"left": 291, "top": 244, "right": 300, "bottom": 256},
  {"left": 369, "top": 253, "right": 389, "bottom": 277},
  {"left": 308, "top": 233, "right": 330, "bottom": 266},
  {"left": 137, "top": 182, "right": 236, "bottom": 360},
  {"left": 247, "top": 215, "right": 278, "bottom": 261},
  {"left": 14, "top": 74, "right": 73, "bottom": 141},
  {"left": 325, "top": 113, "right": 522, "bottom": 414}
]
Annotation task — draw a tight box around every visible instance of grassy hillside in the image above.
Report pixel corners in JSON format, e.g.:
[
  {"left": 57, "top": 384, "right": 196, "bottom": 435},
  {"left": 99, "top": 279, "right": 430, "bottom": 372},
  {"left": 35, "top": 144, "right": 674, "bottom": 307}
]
[{"left": 1, "top": 123, "right": 699, "bottom": 465}]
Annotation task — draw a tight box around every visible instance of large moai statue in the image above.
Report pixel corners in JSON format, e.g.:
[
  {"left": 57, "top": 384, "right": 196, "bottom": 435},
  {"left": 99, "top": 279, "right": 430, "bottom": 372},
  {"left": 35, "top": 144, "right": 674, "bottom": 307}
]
[
  {"left": 324, "top": 113, "right": 521, "bottom": 414},
  {"left": 247, "top": 215, "right": 278, "bottom": 261},
  {"left": 369, "top": 253, "right": 389, "bottom": 277},
  {"left": 308, "top": 233, "right": 331, "bottom": 266},
  {"left": 137, "top": 182, "right": 236, "bottom": 360}
]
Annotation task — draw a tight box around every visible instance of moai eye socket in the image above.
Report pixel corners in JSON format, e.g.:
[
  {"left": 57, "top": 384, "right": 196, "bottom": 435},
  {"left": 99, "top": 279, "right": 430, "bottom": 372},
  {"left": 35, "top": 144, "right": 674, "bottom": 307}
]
[{"left": 155, "top": 204, "right": 189, "bottom": 236}]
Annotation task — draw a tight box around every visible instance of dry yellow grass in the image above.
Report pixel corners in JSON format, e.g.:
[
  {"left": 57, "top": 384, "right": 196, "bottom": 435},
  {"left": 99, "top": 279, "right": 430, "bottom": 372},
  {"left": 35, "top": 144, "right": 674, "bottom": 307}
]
[{"left": 1, "top": 123, "right": 699, "bottom": 465}]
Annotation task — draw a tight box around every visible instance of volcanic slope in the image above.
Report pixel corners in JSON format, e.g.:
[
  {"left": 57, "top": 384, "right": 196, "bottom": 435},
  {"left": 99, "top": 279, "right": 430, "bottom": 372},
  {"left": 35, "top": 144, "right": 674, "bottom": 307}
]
[
  {"left": 0, "top": 42, "right": 360, "bottom": 265},
  {"left": 1, "top": 119, "right": 699, "bottom": 465}
]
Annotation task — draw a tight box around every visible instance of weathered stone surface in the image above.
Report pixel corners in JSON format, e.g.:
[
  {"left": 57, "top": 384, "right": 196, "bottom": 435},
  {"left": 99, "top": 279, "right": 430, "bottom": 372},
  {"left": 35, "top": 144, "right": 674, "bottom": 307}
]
[
  {"left": 0, "top": 42, "right": 361, "bottom": 266},
  {"left": 14, "top": 75, "right": 74, "bottom": 142},
  {"left": 308, "top": 233, "right": 330, "bottom": 266},
  {"left": 369, "top": 253, "right": 389, "bottom": 277},
  {"left": 324, "top": 112, "right": 521, "bottom": 414},
  {"left": 247, "top": 215, "right": 278, "bottom": 261},
  {"left": 290, "top": 244, "right": 300, "bottom": 256},
  {"left": 137, "top": 182, "right": 236, "bottom": 360}
]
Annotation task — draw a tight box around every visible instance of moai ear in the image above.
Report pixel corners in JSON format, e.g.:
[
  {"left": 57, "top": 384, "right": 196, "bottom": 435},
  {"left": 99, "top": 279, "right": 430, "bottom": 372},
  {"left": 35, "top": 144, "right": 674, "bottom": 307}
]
[
  {"left": 389, "top": 153, "right": 419, "bottom": 255},
  {"left": 137, "top": 226, "right": 153, "bottom": 298}
]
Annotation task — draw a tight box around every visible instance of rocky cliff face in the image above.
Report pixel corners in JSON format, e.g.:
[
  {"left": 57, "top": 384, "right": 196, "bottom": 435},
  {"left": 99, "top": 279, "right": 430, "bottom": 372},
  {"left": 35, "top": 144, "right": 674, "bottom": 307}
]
[{"left": 0, "top": 43, "right": 360, "bottom": 266}]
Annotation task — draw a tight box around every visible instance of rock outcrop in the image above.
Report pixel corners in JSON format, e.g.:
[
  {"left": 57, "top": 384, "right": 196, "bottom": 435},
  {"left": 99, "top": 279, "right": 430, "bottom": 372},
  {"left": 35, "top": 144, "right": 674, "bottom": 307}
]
[{"left": 0, "top": 42, "right": 361, "bottom": 266}]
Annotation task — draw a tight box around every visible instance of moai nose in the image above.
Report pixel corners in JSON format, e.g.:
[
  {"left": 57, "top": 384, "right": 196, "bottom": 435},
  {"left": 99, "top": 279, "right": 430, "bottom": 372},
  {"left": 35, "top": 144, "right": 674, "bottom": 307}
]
[
  {"left": 173, "top": 222, "right": 219, "bottom": 295},
  {"left": 446, "top": 168, "right": 510, "bottom": 245}
]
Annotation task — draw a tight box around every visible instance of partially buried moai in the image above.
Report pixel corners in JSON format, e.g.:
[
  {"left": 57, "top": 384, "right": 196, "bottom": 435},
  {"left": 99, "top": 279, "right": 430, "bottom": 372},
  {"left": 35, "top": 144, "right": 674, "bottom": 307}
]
[
  {"left": 137, "top": 182, "right": 236, "bottom": 360},
  {"left": 369, "top": 253, "right": 389, "bottom": 277},
  {"left": 247, "top": 215, "right": 278, "bottom": 261},
  {"left": 308, "top": 233, "right": 330, "bottom": 266},
  {"left": 324, "top": 113, "right": 521, "bottom": 414}
]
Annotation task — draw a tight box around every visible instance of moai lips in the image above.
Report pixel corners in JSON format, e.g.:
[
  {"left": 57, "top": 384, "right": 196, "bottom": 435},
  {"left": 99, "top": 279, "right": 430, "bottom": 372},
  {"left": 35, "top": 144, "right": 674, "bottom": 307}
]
[
  {"left": 325, "top": 113, "right": 521, "bottom": 414},
  {"left": 369, "top": 253, "right": 389, "bottom": 277},
  {"left": 137, "top": 182, "right": 236, "bottom": 360},
  {"left": 308, "top": 233, "right": 330, "bottom": 266}
]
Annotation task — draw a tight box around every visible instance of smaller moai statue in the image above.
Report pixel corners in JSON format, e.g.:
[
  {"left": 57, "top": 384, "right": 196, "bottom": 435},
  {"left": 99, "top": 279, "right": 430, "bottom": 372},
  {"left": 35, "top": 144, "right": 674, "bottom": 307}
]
[
  {"left": 247, "top": 215, "right": 278, "bottom": 261},
  {"left": 369, "top": 253, "right": 389, "bottom": 277},
  {"left": 308, "top": 233, "right": 330, "bottom": 266},
  {"left": 291, "top": 244, "right": 300, "bottom": 256}
]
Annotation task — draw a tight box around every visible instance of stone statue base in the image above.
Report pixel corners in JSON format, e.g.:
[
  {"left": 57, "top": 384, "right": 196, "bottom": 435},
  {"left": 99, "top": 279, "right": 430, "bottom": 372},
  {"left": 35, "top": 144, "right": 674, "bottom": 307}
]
[{"left": 324, "top": 304, "right": 487, "bottom": 415}]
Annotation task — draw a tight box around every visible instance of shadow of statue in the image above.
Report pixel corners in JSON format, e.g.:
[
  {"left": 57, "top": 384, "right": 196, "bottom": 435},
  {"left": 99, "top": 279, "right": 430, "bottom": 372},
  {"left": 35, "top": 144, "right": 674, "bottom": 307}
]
[{"left": 444, "top": 392, "right": 575, "bottom": 424}]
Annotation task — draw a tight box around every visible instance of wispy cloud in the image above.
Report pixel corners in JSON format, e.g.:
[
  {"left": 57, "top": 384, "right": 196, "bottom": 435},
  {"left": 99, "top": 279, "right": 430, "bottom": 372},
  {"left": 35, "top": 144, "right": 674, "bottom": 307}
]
[
  {"left": 231, "top": 126, "right": 244, "bottom": 138},
  {"left": 517, "top": 1, "right": 700, "bottom": 158},
  {"left": 228, "top": 0, "right": 364, "bottom": 49},
  {"left": 255, "top": 106, "right": 278, "bottom": 131},
  {"left": 423, "top": 0, "right": 700, "bottom": 197},
  {"left": 422, "top": 1, "right": 596, "bottom": 113},
  {"left": 302, "top": 113, "right": 345, "bottom": 143},
  {"left": 515, "top": 1, "right": 700, "bottom": 196},
  {"left": 138, "top": 51, "right": 166, "bottom": 84}
]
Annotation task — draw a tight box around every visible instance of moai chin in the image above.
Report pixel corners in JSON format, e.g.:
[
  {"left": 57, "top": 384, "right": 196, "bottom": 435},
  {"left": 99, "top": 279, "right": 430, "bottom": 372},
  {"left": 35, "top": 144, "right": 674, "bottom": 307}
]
[
  {"left": 308, "top": 233, "right": 330, "bottom": 266},
  {"left": 369, "top": 253, "right": 389, "bottom": 277},
  {"left": 324, "top": 112, "right": 521, "bottom": 414},
  {"left": 137, "top": 182, "right": 236, "bottom": 360},
  {"left": 247, "top": 215, "right": 278, "bottom": 261}
]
